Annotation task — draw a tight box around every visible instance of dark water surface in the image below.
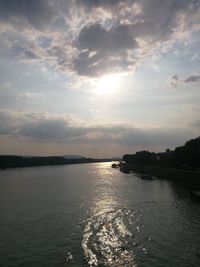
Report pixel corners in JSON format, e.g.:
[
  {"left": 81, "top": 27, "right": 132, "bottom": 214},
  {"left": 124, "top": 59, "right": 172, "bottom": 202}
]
[{"left": 0, "top": 163, "right": 200, "bottom": 267}]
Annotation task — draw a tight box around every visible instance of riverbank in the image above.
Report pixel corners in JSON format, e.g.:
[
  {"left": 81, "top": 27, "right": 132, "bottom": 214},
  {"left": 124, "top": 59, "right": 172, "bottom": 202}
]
[
  {"left": 119, "top": 162, "right": 200, "bottom": 187},
  {"left": 0, "top": 155, "right": 113, "bottom": 169}
]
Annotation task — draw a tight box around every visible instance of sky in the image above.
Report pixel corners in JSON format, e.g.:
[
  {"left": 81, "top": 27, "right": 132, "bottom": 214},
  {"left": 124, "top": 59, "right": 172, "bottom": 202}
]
[{"left": 0, "top": 0, "right": 200, "bottom": 158}]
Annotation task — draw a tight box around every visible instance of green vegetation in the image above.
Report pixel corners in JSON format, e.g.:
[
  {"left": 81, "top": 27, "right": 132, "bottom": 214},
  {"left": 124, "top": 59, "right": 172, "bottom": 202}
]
[{"left": 123, "top": 137, "right": 200, "bottom": 171}]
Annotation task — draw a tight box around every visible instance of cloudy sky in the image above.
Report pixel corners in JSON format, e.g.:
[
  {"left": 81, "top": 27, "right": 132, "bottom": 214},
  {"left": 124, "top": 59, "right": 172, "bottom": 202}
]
[{"left": 0, "top": 0, "right": 200, "bottom": 157}]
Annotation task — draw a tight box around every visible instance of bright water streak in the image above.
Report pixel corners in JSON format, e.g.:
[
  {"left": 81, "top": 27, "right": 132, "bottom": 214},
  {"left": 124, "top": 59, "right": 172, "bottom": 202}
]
[{"left": 0, "top": 162, "right": 200, "bottom": 267}]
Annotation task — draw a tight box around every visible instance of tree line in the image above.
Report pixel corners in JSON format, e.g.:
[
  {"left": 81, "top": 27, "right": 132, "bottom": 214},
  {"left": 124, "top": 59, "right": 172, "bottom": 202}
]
[
  {"left": 123, "top": 136, "right": 200, "bottom": 171},
  {"left": 0, "top": 156, "right": 112, "bottom": 169}
]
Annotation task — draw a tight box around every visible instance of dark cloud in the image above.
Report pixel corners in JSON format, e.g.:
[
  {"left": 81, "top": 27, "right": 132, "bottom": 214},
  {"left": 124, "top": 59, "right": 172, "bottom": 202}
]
[
  {"left": 73, "top": 48, "right": 134, "bottom": 76},
  {"left": 73, "top": 0, "right": 200, "bottom": 76},
  {"left": 170, "top": 70, "right": 200, "bottom": 87},
  {"left": 0, "top": 110, "right": 17, "bottom": 134},
  {"left": 0, "top": 0, "right": 200, "bottom": 77},
  {"left": 170, "top": 74, "right": 180, "bottom": 88},
  {"left": 73, "top": 23, "right": 138, "bottom": 76},
  {"left": 0, "top": 110, "right": 193, "bottom": 148},
  {"left": 184, "top": 72, "right": 200, "bottom": 83},
  {"left": 77, "top": 24, "right": 137, "bottom": 52},
  {"left": 0, "top": 0, "right": 53, "bottom": 29},
  {"left": 75, "top": 0, "right": 125, "bottom": 10},
  {"left": 19, "top": 119, "right": 88, "bottom": 141}
]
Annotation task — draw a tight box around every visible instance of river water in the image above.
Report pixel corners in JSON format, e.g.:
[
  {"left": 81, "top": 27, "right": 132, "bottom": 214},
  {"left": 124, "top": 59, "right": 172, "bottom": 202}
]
[{"left": 0, "top": 162, "right": 200, "bottom": 267}]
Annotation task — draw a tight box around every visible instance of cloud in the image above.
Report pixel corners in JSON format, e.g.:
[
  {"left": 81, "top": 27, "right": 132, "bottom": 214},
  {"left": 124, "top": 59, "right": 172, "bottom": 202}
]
[
  {"left": 170, "top": 74, "right": 180, "bottom": 88},
  {"left": 184, "top": 71, "right": 200, "bottom": 83},
  {"left": 76, "top": 23, "right": 137, "bottom": 52},
  {"left": 189, "top": 118, "right": 200, "bottom": 127},
  {"left": 0, "top": 110, "right": 89, "bottom": 141},
  {"left": 19, "top": 119, "right": 88, "bottom": 141},
  {"left": 0, "top": 0, "right": 53, "bottom": 30},
  {"left": 76, "top": 0, "right": 123, "bottom": 9},
  {"left": 73, "top": 23, "right": 138, "bottom": 76},
  {"left": 72, "top": 0, "right": 200, "bottom": 76},
  {"left": 11, "top": 40, "right": 38, "bottom": 59},
  {"left": 170, "top": 70, "right": 200, "bottom": 87},
  {"left": 0, "top": 110, "right": 18, "bottom": 134},
  {"left": 0, "top": 110, "right": 194, "bottom": 149},
  {"left": 0, "top": 0, "right": 200, "bottom": 77}
]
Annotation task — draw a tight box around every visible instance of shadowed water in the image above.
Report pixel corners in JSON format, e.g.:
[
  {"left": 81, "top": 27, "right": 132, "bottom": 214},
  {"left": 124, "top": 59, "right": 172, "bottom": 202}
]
[{"left": 0, "top": 162, "right": 200, "bottom": 266}]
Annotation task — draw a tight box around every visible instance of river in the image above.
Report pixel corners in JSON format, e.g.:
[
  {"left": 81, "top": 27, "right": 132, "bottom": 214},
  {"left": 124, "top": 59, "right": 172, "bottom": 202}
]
[{"left": 0, "top": 162, "right": 200, "bottom": 266}]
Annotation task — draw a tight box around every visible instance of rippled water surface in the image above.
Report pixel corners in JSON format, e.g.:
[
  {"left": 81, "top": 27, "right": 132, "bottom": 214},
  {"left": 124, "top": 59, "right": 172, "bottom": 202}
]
[{"left": 0, "top": 163, "right": 200, "bottom": 266}]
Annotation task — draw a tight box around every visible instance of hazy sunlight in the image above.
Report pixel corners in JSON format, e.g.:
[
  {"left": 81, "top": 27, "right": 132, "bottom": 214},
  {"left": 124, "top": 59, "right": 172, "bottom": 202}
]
[{"left": 96, "top": 74, "right": 121, "bottom": 95}]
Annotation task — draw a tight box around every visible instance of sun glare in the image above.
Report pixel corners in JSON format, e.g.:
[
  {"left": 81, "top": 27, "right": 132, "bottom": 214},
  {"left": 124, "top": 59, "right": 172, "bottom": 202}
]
[{"left": 96, "top": 74, "right": 121, "bottom": 95}]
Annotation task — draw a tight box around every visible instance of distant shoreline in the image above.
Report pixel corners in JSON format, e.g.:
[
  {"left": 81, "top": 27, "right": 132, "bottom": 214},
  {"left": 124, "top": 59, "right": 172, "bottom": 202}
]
[
  {"left": 0, "top": 155, "right": 115, "bottom": 170},
  {"left": 119, "top": 162, "right": 200, "bottom": 187}
]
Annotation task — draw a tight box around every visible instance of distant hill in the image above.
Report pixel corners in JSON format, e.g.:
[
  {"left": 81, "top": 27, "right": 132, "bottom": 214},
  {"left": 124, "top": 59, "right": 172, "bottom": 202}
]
[
  {"left": 63, "top": 155, "right": 85, "bottom": 159},
  {"left": 111, "top": 157, "right": 122, "bottom": 160}
]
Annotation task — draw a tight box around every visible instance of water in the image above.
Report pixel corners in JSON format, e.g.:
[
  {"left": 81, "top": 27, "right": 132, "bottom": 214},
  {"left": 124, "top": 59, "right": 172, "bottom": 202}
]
[{"left": 0, "top": 162, "right": 200, "bottom": 267}]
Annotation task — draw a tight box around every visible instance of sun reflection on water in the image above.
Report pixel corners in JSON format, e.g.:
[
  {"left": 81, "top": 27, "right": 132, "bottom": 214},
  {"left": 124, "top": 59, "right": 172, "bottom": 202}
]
[{"left": 82, "top": 162, "right": 138, "bottom": 266}]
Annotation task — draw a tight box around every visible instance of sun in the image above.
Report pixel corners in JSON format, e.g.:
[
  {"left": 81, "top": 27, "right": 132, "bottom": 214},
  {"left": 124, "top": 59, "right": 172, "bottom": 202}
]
[{"left": 95, "top": 74, "right": 121, "bottom": 95}]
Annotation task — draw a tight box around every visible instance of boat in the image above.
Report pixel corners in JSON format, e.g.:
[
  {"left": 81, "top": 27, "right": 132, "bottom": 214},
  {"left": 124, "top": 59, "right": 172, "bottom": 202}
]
[{"left": 111, "top": 163, "right": 119, "bottom": 168}]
